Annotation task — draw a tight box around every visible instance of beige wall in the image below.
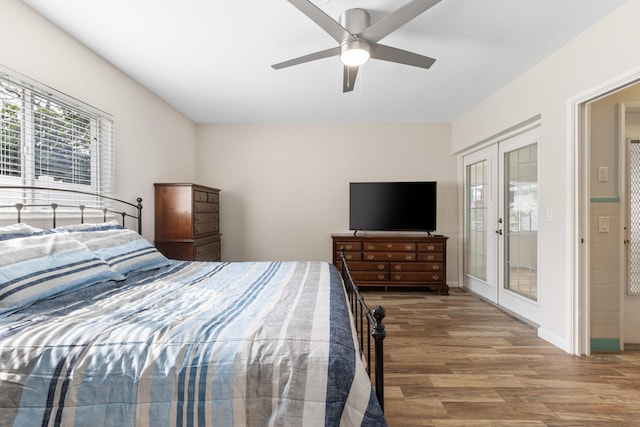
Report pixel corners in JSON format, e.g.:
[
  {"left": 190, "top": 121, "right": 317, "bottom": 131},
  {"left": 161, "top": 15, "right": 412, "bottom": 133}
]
[
  {"left": 452, "top": 0, "right": 640, "bottom": 352},
  {"left": 2, "top": 0, "right": 197, "bottom": 240},
  {"left": 195, "top": 123, "right": 459, "bottom": 286}
]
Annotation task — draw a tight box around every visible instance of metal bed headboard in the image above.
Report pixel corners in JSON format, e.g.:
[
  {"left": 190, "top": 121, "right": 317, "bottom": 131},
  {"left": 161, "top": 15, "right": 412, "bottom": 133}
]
[{"left": 0, "top": 186, "right": 143, "bottom": 234}]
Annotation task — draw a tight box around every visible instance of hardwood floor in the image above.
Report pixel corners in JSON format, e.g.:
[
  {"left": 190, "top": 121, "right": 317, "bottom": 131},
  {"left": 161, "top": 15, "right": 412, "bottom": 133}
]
[{"left": 361, "top": 288, "right": 640, "bottom": 426}]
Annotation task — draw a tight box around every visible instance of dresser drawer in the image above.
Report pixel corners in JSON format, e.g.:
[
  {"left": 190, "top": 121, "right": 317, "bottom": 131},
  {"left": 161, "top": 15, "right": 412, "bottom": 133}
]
[
  {"left": 417, "top": 252, "right": 444, "bottom": 262},
  {"left": 208, "top": 192, "right": 219, "bottom": 203},
  {"left": 391, "top": 262, "right": 443, "bottom": 272},
  {"left": 338, "top": 251, "right": 362, "bottom": 262},
  {"left": 352, "top": 271, "right": 389, "bottom": 282},
  {"left": 364, "top": 252, "right": 416, "bottom": 262},
  {"left": 418, "top": 242, "right": 444, "bottom": 252},
  {"left": 346, "top": 261, "right": 388, "bottom": 271},
  {"left": 391, "top": 272, "right": 443, "bottom": 282},
  {"left": 363, "top": 242, "right": 415, "bottom": 252},
  {"left": 335, "top": 241, "right": 362, "bottom": 251}
]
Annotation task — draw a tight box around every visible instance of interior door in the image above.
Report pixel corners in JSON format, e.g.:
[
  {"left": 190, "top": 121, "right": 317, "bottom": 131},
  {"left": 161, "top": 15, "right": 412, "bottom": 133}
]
[
  {"left": 463, "top": 145, "right": 498, "bottom": 303},
  {"left": 463, "top": 127, "right": 540, "bottom": 324}
]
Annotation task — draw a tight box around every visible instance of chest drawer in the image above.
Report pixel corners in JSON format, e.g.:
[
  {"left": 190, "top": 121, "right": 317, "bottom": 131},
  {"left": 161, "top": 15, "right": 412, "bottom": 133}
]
[
  {"left": 195, "top": 239, "right": 221, "bottom": 261},
  {"left": 194, "top": 202, "right": 218, "bottom": 213}
]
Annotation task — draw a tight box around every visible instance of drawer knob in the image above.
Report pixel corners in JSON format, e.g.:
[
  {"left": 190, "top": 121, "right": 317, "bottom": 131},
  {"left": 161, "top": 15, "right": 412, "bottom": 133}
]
[
  {"left": 387, "top": 254, "right": 392, "bottom": 259},
  {"left": 378, "top": 264, "right": 385, "bottom": 270},
  {"left": 346, "top": 254, "right": 353, "bottom": 260},
  {"left": 405, "top": 255, "right": 413, "bottom": 260},
  {"left": 378, "top": 274, "right": 385, "bottom": 280},
  {"left": 394, "top": 274, "right": 402, "bottom": 280},
  {"left": 386, "top": 244, "right": 393, "bottom": 248},
  {"left": 432, "top": 274, "right": 440, "bottom": 280},
  {"left": 432, "top": 265, "right": 440, "bottom": 271},
  {"left": 427, "top": 255, "right": 434, "bottom": 261},
  {"left": 367, "top": 245, "right": 374, "bottom": 250},
  {"left": 346, "top": 245, "right": 353, "bottom": 250},
  {"left": 405, "top": 245, "right": 412, "bottom": 250},
  {"left": 394, "top": 265, "right": 402, "bottom": 270},
  {"left": 367, "top": 255, "right": 374, "bottom": 260}
]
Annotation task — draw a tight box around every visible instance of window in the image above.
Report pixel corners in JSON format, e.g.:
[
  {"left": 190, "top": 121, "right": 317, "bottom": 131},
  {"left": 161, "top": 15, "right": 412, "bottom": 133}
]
[{"left": 0, "top": 68, "right": 114, "bottom": 210}]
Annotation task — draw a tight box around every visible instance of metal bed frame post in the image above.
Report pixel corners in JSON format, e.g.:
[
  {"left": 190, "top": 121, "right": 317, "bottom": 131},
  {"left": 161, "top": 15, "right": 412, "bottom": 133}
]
[{"left": 340, "top": 248, "right": 386, "bottom": 412}]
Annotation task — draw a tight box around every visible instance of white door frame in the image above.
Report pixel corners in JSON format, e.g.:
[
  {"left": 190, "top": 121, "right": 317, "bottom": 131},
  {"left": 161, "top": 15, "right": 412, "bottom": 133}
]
[{"left": 571, "top": 68, "right": 640, "bottom": 355}]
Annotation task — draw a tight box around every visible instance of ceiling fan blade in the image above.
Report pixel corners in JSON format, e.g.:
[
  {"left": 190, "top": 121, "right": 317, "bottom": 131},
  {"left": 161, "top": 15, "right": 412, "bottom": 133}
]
[
  {"left": 370, "top": 44, "right": 436, "bottom": 69},
  {"left": 343, "top": 65, "right": 359, "bottom": 92},
  {"left": 286, "top": 0, "right": 356, "bottom": 43},
  {"left": 359, "top": 0, "right": 442, "bottom": 43},
  {"left": 272, "top": 47, "right": 340, "bottom": 70}
]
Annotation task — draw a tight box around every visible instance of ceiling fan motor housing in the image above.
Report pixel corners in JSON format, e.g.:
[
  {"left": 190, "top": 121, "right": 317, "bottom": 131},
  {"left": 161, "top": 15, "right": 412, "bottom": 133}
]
[{"left": 339, "top": 8, "right": 370, "bottom": 36}]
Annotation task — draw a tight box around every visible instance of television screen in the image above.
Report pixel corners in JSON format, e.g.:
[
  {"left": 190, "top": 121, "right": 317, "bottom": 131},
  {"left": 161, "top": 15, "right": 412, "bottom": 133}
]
[{"left": 349, "top": 181, "right": 437, "bottom": 232}]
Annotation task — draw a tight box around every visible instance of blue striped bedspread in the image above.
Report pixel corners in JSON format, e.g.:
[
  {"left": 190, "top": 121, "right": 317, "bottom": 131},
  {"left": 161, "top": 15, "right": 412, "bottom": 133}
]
[{"left": 0, "top": 261, "right": 386, "bottom": 426}]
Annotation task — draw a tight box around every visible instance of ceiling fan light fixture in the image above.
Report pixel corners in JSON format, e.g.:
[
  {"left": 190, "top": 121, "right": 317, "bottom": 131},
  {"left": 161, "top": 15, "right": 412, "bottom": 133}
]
[{"left": 340, "top": 40, "right": 370, "bottom": 67}]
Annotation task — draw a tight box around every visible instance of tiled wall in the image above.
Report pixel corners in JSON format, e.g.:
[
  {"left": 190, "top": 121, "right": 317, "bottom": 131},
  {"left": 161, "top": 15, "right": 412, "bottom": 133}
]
[{"left": 590, "top": 198, "right": 621, "bottom": 351}]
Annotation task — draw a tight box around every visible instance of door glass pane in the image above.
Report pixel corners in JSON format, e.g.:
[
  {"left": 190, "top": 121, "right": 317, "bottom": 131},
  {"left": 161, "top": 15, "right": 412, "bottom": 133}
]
[
  {"left": 505, "top": 144, "right": 538, "bottom": 300},
  {"left": 466, "top": 160, "right": 487, "bottom": 280}
]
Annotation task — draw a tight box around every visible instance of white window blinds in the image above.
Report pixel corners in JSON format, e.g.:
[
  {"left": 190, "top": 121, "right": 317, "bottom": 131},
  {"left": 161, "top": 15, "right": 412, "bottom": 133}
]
[{"left": 0, "top": 67, "right": 114, "bottom": 209}]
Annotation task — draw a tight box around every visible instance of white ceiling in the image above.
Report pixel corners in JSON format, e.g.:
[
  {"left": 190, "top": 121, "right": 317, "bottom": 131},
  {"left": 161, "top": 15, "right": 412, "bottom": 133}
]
[{"left": 21, "top": 0, "right": 627, "bottom": 123}]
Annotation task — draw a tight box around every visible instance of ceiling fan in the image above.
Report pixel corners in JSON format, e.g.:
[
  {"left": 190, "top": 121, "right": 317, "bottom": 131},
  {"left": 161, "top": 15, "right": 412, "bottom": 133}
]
[{"left": 271, "top": 0, "right": 441, "bottom": 93}]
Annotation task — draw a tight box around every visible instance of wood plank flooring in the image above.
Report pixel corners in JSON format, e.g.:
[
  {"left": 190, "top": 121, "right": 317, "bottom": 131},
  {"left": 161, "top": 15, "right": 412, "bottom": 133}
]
[{"left": 360, "top": 288, "right": 640, "bottom": 426}]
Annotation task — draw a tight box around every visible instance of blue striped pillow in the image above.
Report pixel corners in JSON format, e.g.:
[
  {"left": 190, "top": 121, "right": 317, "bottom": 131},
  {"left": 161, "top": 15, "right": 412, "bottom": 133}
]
[
  {"left": 64, "top": 228, "right": 171, "bottom": 275},
  {"left": 0, "top": 223, "right": 49, "bottom": 241},
  {"left": 0, "top": 233, "right": 125, "bottom": 316}
]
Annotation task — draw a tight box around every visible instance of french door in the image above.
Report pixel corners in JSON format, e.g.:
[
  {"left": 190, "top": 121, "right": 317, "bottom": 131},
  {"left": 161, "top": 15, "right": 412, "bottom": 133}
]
[{"left": 463, "top": 128, "right": 540, "bottom": 324}]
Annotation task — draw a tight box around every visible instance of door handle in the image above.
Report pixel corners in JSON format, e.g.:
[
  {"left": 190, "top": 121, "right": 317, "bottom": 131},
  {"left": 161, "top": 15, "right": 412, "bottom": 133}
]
[{"left": 496, "top": 229, "right": 503, "bottom": 235}]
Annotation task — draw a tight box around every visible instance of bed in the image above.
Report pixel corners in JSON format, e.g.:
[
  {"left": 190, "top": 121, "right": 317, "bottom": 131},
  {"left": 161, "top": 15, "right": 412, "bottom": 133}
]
[{"left": 0, "top": 187, "right": 387, "bottom": 427}]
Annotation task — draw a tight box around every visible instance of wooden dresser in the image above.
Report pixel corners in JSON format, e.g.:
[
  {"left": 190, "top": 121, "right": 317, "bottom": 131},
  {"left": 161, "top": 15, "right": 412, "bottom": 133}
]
[
  {"left": 332, "top": 233, "right": 448, "bottom": 294},
  {"left": 154, "top": 183, "right": 221, "bottom": 261}
]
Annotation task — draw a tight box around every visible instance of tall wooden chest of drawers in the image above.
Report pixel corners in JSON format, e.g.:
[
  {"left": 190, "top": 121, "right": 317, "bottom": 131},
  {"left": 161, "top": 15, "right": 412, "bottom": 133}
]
[
  {"left": 154, "top": 183, "right": 221, "bottom": 261},
  {"left": 332, "top": 233, "right": 448, "bottom": 294}
]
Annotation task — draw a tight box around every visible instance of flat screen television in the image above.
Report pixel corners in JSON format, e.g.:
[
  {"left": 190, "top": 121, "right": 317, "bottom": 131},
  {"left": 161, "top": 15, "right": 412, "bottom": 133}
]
[{"left": 349, "top": 181, "right": 437, "bottom": 233}]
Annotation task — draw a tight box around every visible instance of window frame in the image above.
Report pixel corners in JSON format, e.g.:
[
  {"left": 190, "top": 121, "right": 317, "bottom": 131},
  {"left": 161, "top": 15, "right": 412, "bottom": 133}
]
[{"left": 0, "top": 67, "right": 114, "bottom": 211}]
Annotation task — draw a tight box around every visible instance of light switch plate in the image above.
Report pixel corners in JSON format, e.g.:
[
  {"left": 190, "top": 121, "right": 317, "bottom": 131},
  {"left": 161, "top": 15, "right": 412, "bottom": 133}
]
[
  {"left": 598, "top": 166, "right": 609, "bottom": 182},
  {"left": 599, "top": 216, "right": 610, "bottom": 233}
]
